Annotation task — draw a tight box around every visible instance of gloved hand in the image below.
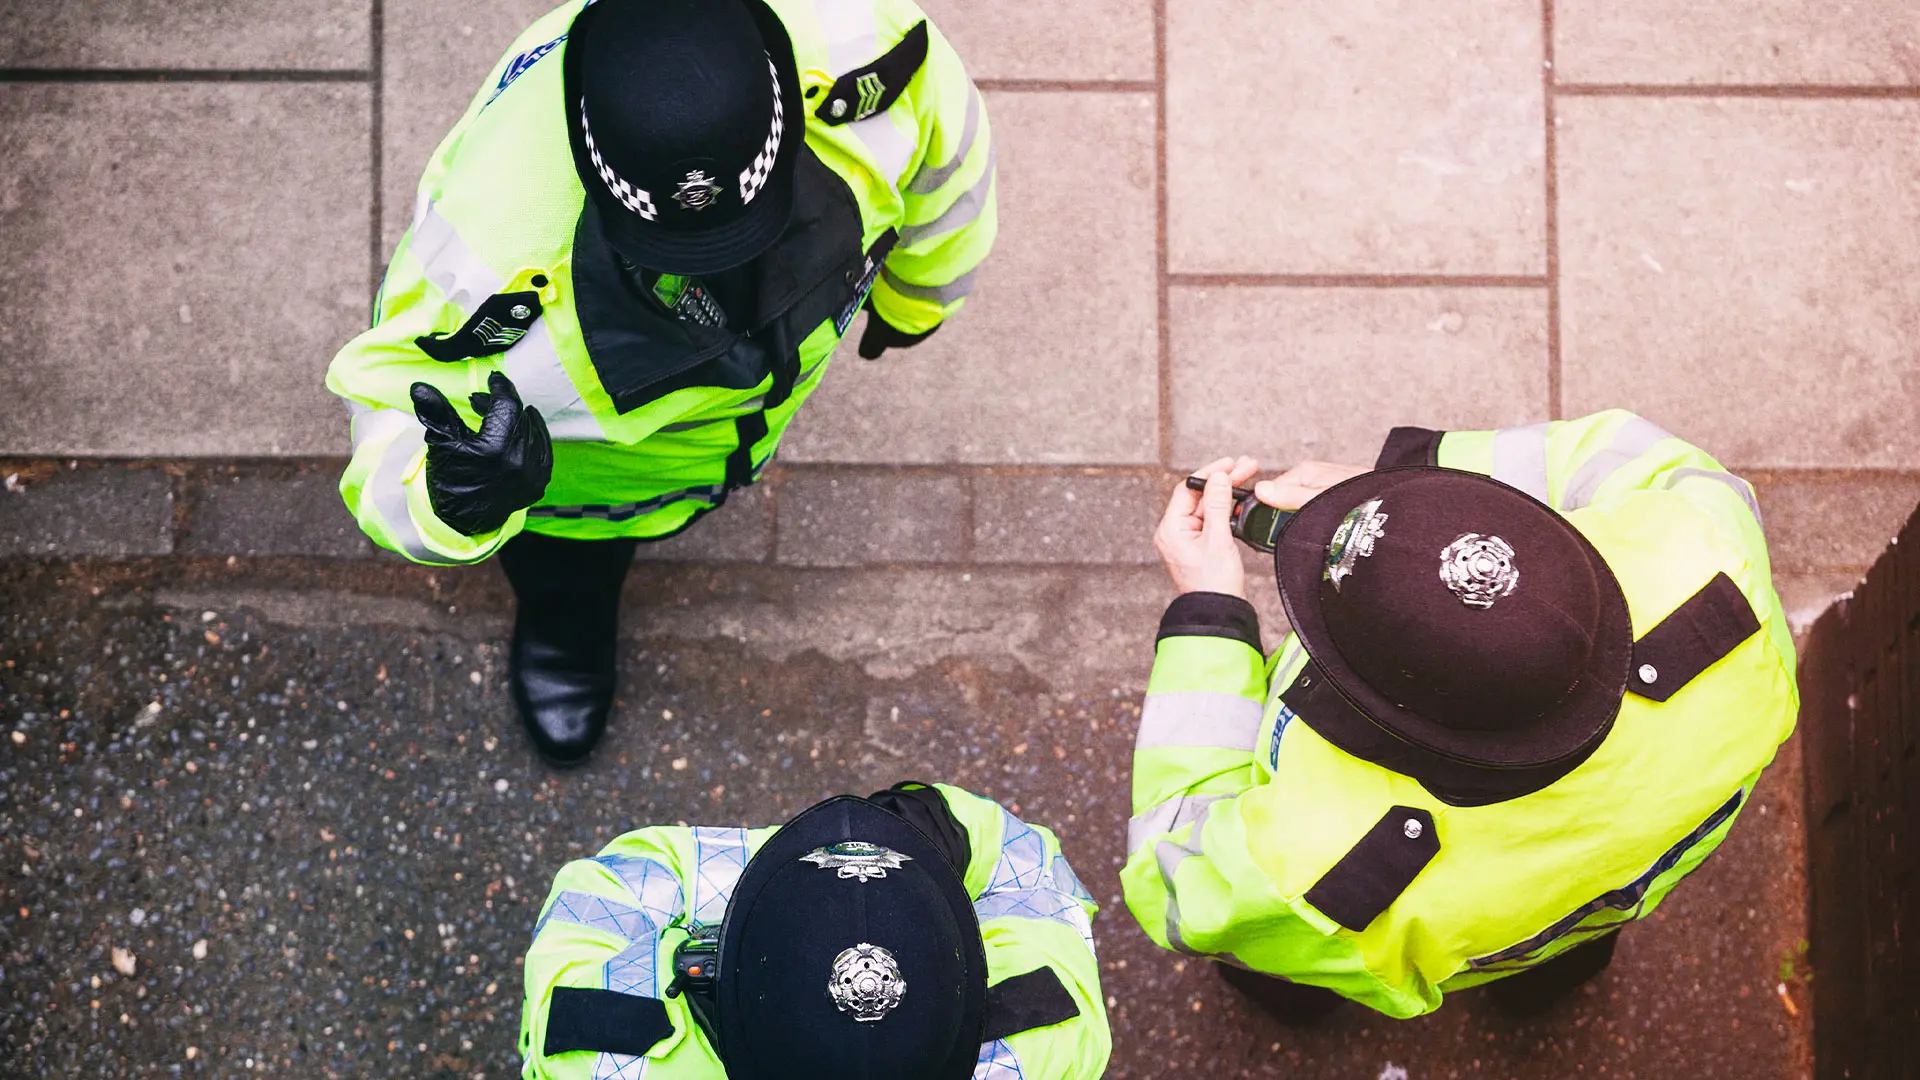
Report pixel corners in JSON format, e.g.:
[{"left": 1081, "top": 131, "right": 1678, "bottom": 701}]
[
  {"left": 856, "top": 297, "right": 939, "bottom": 359},
  {"left": 409, "top": 371, "right": 553, "bottom": 537}
]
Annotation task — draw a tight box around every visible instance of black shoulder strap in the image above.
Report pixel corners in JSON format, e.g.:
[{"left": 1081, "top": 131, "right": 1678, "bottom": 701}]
[
  {"left": 1627, "top": 571, "right": 1760, "bottom": 702},
  {"left": 983, "top": 967, "right": 1080, "bottom": 1042},
  {"left": 815, "top": 20, "right": 929, "bottom": 125},
  {"left": 543, "top": 985, "right": 674, "bottom": 1058},
  {"left": 415, "top": 289, "right": 544, "bottom": 362},
  {"left": 1302, "top": 807, "right": 1440, "bottom": 931}
]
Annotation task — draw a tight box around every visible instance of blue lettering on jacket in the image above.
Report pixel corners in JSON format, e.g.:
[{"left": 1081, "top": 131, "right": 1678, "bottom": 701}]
[
  {"left": 486, "top": 35, "right": 566, "bottom": 107},
  {"left": 1268, "top": 703, "right": 1297, "bottom": 769}
]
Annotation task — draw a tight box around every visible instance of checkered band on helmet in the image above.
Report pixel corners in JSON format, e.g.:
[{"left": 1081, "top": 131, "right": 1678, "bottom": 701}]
[
  {"left": 580, "top": 98, "right": 658, "bottom": 221},
  {"left": 737, "top": 54, "right": 783, "bottom": 206}
]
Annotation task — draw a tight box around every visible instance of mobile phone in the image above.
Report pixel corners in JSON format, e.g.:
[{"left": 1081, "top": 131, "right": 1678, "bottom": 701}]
[{"left": 1184, "top": 475, "right": 1295, "bottom": 553}]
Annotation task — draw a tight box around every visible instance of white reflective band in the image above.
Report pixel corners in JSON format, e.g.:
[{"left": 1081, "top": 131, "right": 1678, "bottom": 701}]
[
  {"left": 690, "top": 827, "right": 752, "bottom": 926},
  {"left": 538, "top": 889, "right": 655, "bottom": 943},
  {"left": 592, "top": 854, "right": 686, "bottom": 929},
  {"left": 974, "top": 888, "right": 1096, "bottom": 954},
  {"left": 987, "top": 811, "right": 1048, "bottom": 893},
  {"left": 411, "top": 201, "right": 601, "bottom": 440},
  {"left": 412, "top": 202, "right": 501, "bottom": 311},
  {"left": 366, "top": 423, "right": 465, "bottom": 566},
  {"left": 1127, "top": 793, "right": 1226, "bottom": 856},
  {"left": 348, "top": 405, "right": 414, "bottom": 451},
  {"left": 906, "top": 84, "right": 982, "bottom": 196},
  {"left": 814, "top": 0, "right": 914, "bottom": 186},
  {"left": 592, "top": 1052, "right": 649, "bottom": 1080},
  {"left": 899, "top": 144, "right": 996, "bottom": 247},
  {"left": 1137, "top": 690, "right": 1264, "bottom": 751},
  {"left": 973, "top": 1038, "right": 1027, "bottom": 1080},
  {"left": 1489, "top": 422, "right": 1550, "bottom": 504},
  {"left": 501, "top": 318, "right": 605, "bottom": 442},
  {"left": 1663, "top": 466, "right": 1764, "bottom": 529},
  {"left": 1561, "top": 417, "right": 1674, "bottom": 510},
  {"left": 880, "top": 266, "right": 977, "bottom": 306}
]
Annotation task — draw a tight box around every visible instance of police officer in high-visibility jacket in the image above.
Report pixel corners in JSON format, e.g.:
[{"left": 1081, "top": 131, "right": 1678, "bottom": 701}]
[
  {"left": 519, "top": 783, "right": 1109, "bottom": 1079},
  {"left": 1128, "top": 410, "right": 1797, "bottom": 1019},
  {"left": 326, "top": 0, "right": 995, "bottom": 765}
]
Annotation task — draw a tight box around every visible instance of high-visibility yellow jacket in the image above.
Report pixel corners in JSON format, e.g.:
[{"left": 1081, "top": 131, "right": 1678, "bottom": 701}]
[
  {"left": 327, "top": 0, "right": 995, "bottom": 564},
  {"left": 519, "top": 784, "right": 1110, "bottom": 1079},
  {"left": 1121, "top": 410, "right": 1798, "bottom": 1017}
]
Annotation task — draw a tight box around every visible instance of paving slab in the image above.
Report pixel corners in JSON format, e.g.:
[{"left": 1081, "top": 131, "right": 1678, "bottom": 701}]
[
  {"left": 1169, "top": 285, "right": 1549, "bottom": 468},
  {"left": 1558, "top": 98, "right": 1920, "bottom": 470},
  {"left": 775, "top": 469, "right": 967, "bottom": 566},
  {"left": 973, "top": 471, "right": 1164, "bottom": 565},
  {"left": 0, "top": 84, "right": 370, "bottom": 458},
  {"left": 784, "top": 91, "right": 1160, "bottom": 464},
  {"left": 631, "top": 481, "right": 772, "bottom": 563},
  {"left": 0, "top": 0, "right": 369, "bottom": 71},
  {"left": 1555, "top": 0, "right": 1920, "bottom": 87},
  {"left": 1166, "top": 0, "right": 1546, "bottom": 275},
  {"left": 915, "top": 0, "right": 1155, "bottom": 82},
  {"left": 179, "top": 468, "right": 369, "bottom": 558},
  {"left": 1752, "top": 473, "right": 1920, "bottom": 574},
  {"left": 0, "top": 467, "right": 172, "bottom": 557},
  {"left": 380, "top": 0, "right": 554, "bottom": 252}
]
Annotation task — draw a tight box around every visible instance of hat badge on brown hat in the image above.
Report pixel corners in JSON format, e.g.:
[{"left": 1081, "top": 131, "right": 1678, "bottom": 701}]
[{"left": 1437, "top": 533, "right": 1519, "bottom": 609}]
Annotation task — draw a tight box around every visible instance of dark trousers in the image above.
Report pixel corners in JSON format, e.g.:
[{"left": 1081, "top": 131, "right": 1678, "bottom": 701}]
[{"left": 497, "top": 531, "right": 639, "bottom": 603}]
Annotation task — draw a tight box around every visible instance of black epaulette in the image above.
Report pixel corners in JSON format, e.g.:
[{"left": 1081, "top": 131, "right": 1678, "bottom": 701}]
[{"left": 814, "top": 21, "right": 928, "bottom": 125}]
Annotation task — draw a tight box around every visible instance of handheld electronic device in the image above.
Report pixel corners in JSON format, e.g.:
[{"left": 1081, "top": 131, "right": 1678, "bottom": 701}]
[{"left": 1184, "top": 475, "right": 1295, "bottom": 554}]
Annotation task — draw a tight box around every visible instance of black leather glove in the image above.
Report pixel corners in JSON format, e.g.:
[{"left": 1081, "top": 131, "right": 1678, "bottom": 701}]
[
  {"left": 409, "top": 371, "right": 553, "bottom": 537},
  {"left": 866, "top": 781, "right": 972, "bottom": 874},
  {"left": 856, "top": 297, "right": 938, "bottom": 359}
]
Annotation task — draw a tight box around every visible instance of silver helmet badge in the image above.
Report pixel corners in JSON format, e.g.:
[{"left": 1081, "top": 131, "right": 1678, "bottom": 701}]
[
  {"left": 800, "top": 841, "right": 912, "bottom": 882},
  {"left": 1323, "top": 498, "right": 1389, "bottom": 592},
  {"left": 1438, "top": 533, "right": 1519, "bottom": 609},
  {"left": 828, "top": 942, "right": 906, "bottom": 1022},
  {"left": 672, "top": 169, "right": 724, "bottom": 211}
]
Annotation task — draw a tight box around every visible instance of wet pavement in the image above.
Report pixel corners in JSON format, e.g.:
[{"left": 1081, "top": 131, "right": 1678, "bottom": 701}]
[{"left": 0, "top": 557, "right": 1810, "bottom": 1079}]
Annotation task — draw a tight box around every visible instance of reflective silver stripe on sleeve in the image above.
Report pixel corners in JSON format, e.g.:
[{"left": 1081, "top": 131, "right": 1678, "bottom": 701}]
[
  {"left": 535, "top": 889, "right": 656, "bottom": 943},
  {"left": 1561, "top": 416, "right": 1674, "bottom": 510},
  {"left": 1137, "top": 690, "right": 1264, "bottom": 751},
  {"left": 366, "top": 422, "right": 467, "bottom": 566},
  {"left": 1127, "top": 793, "right": 1226, "bottom": 856},
  {"left": 412, "top": 201, "right": 502, "bottom": 311},
  {"left": 972, "top": 1039, "right": 1025, "bottom": 1080},
  {"left": 816, "top": 0, "right": 915, "bottom": 186},
  {"left": 1489, "top": 421, "right": 1550, "bottom": 504},
  {"left": 879, "top": 265, "right": 978, "bottom": 306},
  {"left": 1154, "top": 799, "right": 1219, "bottom": 956},
  {"left": 349, "top": 404, "right": 415, "bottom": 451},
  {"left": 1662, "top": 466, "right": 1764, "bottom": 529},
  {"left": 906, "top": 83, "right": 982, "bottom": 196},
  {"left": 690, "top": 827, "right": 752, "bottom": 926},
  {"left": 412, "top": 200, "right": 603, "bottom": 441},
  {"left": 501, "top": 318, "right": 606, "bottom": 442},
  {"left": 590, "top": 855, "right": 685, "bottom": 998},
  {"left": 898, "top": 144, "right": 996, "bottom": 247},
  {"left": 592, "top": 1052, "right": 648, "bottom": 1080}
]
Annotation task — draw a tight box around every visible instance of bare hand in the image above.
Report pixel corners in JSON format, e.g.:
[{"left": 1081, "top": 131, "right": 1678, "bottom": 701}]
[
  {"left": 1155, "top": 456, "right": 1260, "bottom": 598},
  {"left": 1251, "top": 461, "right": 1370, "bottom": 511}
]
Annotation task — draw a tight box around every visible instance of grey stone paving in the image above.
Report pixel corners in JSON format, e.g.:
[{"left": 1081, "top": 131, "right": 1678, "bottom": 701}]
[
  {"left": 0, "top": 0, "right": 370, "bottom": 71},
  {"left": 180, "top": 468, "right": 372, "bottom": 559},
  {"left": 0, "top": 466, "right": 173, "bottom": 557},
  {"left": 0, "top": 83, "right": 370, "bottom": 458}
]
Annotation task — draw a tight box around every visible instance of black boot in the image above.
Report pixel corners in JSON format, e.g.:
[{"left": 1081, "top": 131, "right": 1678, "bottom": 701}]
[
  {"left": 1486, "top": 929, "right": 1620, "bottom": 1016},
  {"left": 497, "top": 531, "right": 638, "bottom": 767},
  {"left": 1215, "top": 961, "right": 1346, "bottom": 1025}
]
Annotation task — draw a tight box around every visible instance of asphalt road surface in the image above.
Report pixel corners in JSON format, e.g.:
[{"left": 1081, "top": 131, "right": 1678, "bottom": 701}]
[{"left": 0, "top": 557, "right": 1811, "bottom": 1078}]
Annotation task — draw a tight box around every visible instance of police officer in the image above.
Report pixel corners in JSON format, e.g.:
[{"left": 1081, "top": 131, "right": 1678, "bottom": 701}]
[
  {"left": 519, "top": 782, "right": 1110, "bottom": 1078},
  {"left": 327, "top": 0, "right": 996, "bottom": 765},
  {"left": 1127, "top": 409, "right": 1797, "bottom": 1018}
]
